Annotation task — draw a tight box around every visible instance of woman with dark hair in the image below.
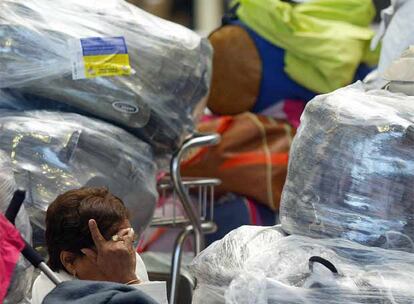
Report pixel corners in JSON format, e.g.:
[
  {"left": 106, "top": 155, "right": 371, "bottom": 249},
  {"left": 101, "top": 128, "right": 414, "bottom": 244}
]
[{"left": 31, "top": 187, "right": 166, "bottom": 303}]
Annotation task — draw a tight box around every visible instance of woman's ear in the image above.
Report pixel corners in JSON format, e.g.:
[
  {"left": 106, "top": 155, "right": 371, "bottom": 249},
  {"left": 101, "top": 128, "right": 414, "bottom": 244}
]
[{"left": 60, "top": 251, "right": 77, "bottom": 276}]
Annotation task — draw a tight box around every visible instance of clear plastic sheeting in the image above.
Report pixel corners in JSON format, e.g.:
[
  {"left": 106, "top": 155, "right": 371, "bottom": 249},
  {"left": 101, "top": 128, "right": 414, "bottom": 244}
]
[
  {"left": 383, "top": 46, "right": 414, "bottom": 96},
  {"left": 4, "top": 258, "right": 33, "bottom": 304},
  {"left": 280, "top": 83, "right": 414, "bottom": 251},
  {"left": 0, "top": 0, "right": 212, "bottom": 157},
  {"left": 190, "top": 225, "right": 286, "bottom": 303},
  {"left": 0, "top": 110, "right": 158, "bottom": 235},
  {"left": 0, "top": 150, "right": 33, "bottom": 304},
  {"left": 372, "top": 0, "right": 414, "bottom": 73},
  {"left": 384, "top": 46, "right": 414, "bottom": 82},
  {"left": 191, "top": 226, "right": 414, "bottom": 304}
]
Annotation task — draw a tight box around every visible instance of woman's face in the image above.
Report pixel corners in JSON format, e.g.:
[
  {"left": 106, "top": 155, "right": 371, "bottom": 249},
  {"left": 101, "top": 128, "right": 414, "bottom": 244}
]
[{"left": 66, "top": 219, "right": 133, "bottom": 281}]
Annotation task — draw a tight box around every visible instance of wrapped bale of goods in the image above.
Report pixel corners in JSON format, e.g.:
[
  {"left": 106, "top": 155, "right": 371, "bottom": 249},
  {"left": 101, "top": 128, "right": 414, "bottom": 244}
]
[
  {"left": 190, "top": 225, "right": 286, "bottom": 303},
  {"left": 190, "top": 225, "right": 414, "bottom": 304},
  {"left": 0, "top": 0, "right": 212, "bottom": 158},
  {"left": 280, "top": 83, "right": 414, "bottom": 251},
  {"left": 0, "top": 110, "right": 158, "bottom": 235},
  {"left": 0, "top": 151, "right": 33, "bottom": 304}
]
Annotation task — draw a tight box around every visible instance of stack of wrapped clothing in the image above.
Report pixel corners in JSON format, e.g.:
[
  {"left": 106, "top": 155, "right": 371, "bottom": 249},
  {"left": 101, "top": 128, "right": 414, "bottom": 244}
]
[
  {"left": 190, "top": 83, "right": 414, "bottom": 303},
  {"left": 0, "top": 0, "right": 213, "bottom": 244},
  {"left": 281, "top": 83, "right": 414, "bottom": 252},
  {"left": 0, "top": 0, "right": 212, "bottom": 157},
  {"left": 0, "top": 111, "right": 158, "bottom": 235}
]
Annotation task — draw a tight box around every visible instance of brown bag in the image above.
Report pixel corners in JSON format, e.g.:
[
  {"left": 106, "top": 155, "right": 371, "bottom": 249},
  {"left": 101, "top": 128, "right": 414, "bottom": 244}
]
[
  {"left": 208, "top": 25, "right": 262, "bottom": 115},
  {"left": 181, "top": 113, "right": 295, "bottom": 210}
]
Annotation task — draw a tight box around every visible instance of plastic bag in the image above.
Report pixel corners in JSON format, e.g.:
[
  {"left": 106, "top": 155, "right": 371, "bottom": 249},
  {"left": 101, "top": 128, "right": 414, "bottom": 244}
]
[
  {"left": 382, "top": 46, "right": 414, "bottom": 96},
  {"left": 0, "top": 110, "right": 158, "bottom": 235},
  {"left": 4, "top": 258, "right": 34, "bottom": 304},
  {"left": 0, "top": 0, "right": 212, "bottom": 157},
  {"left": 372, "top": 0, "right": 414, "bottom": 73},
  {"left": 280, "top": 83, "right": 414, "bottom": 251},
  {"left": 190, "top": 226, "right": 286, "bottom": 287},
  {"left": 383, "top": 46, "right": 414, "bottom": 82},
  {"left": 0, "top": 150, "right": 34, "bottom": 304},
  {"left": 191, "top": 225, "right": 414, "bottom": 304}
]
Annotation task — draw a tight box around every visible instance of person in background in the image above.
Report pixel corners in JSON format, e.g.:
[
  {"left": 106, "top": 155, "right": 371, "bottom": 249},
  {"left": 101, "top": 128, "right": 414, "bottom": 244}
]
[{"left": 31, "top": 187, "right": 155, "bottom": 304}]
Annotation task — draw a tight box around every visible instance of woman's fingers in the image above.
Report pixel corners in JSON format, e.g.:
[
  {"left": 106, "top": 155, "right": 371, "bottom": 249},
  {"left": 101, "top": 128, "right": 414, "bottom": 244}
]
[
  {"left": 120, "top": 228, "right": 135, "bottom": 249},
  {"left": 117, "top": 228, "right": 132, "bottom": 238},
  {"left": 83, "top": 222, "right": 137, "bottom": 283},
  {"left": 88, "top": 219, "right": 106, "bottom": 250}
]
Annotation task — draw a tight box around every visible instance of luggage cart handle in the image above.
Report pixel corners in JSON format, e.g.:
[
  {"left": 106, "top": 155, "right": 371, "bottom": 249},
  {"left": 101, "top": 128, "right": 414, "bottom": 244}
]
[
  {"left": 170, "top": 133, "right": 220, "bottom": 254},
  {"left": 5, "top": 189, "right": 26, "bottom": 225},
  {"left": 5, "top": 189, "right": 62, "bottom": 286}
]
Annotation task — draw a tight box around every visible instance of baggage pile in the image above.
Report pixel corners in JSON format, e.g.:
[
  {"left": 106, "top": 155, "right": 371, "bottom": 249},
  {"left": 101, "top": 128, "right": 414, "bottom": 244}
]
[
  {"left": 0, "top": 0, "right": 212, "bottom": 240},
  {"left": 190, "top": 83, "right": 414, "bottom": 303}
]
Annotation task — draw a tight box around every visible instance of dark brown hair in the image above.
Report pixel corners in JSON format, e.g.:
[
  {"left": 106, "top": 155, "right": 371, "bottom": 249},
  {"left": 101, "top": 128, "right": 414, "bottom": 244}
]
[{"left": 45, "top": 187, "right": 129, "bottom": 271}]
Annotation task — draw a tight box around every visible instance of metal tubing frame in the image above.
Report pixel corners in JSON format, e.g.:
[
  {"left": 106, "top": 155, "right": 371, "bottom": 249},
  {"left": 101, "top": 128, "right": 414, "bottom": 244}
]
[
  {"left": 39, "top": 262, "right": 62, "bottom": 285},
  {"left": 169, "top": 133, "right": 220, "bottom": 304},
  {"left": 170, "top": 133, "right": 220, "bottom": 254},
  {"left": 169, "top": 222, "right": 217, "bottom": 304}
]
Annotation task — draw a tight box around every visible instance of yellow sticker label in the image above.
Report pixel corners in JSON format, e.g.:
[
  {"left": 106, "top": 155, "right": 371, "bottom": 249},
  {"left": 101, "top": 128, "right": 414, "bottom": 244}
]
[
  {"left": 83, "top": 54, "right": 131, "bottom": 78},
  {"left": 71, "top": 37, "right": 132, "bottom": 80}
]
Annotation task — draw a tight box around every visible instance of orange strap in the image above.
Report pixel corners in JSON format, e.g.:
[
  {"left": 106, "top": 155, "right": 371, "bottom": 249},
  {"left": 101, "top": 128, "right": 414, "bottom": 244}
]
[
  {"left": 220, "top": 152, "right": 289, "bottom": 170},
  {"left": 181, "top": 116, "right": 234, "bottom": 167}
]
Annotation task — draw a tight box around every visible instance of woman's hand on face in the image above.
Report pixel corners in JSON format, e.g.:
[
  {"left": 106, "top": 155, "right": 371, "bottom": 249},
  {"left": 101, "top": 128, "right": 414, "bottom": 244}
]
[{"left": 80, "top": 219, "right": 138, "bottom": 284}]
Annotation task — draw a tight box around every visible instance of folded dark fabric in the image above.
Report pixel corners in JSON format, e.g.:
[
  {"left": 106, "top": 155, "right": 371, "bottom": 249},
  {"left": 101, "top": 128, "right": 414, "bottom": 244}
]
[{"left": 43, "top": 280, "right": 158, "bottom": 304}]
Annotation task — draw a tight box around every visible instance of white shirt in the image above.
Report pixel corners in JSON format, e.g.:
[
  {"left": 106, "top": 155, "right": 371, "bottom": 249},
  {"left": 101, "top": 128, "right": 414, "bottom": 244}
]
[{"left": 31, "top": 253, "right": 167, "bottom": 304}]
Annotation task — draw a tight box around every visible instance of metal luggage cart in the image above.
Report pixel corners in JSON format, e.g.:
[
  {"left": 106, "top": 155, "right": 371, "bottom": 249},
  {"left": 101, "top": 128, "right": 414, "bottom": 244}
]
[{"left": 151, "top": 133, "right": 221, "bottom": 304}]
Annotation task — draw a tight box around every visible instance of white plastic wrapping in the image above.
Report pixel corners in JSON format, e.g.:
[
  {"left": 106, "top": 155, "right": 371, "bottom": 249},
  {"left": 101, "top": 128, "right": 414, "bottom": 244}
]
[
  {"left": 384, "top": 46, "right": 414, "bottom": 82},
  {"left": 280, "top": 83, "right": 414, "bottom": 251},
  {"left": 0, "top": 150, "right": 34, "bottom": 304},
  {"left": 0, "top": 0, "right": 212, "bottom": 156},
  {"left": 372, "top": 0, "right": 414, "bottom": 73},
  {"left": 0, "top": 110, "right": 158, "bottom": 235},
  {"left": 190, "top": 226, "right": 286, "bottom": 303},
  {"left": 382, "top": 46, "right": 414, "bottom": 96},
  {"left": 191, "top": 225, "right": 414, "bottom": 304}
]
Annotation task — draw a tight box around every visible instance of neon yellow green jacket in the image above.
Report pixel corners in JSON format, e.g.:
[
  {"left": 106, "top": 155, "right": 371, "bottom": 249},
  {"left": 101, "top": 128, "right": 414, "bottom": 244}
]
[{"left": 233, "top": 0, "right": 379, "bottom": 93}]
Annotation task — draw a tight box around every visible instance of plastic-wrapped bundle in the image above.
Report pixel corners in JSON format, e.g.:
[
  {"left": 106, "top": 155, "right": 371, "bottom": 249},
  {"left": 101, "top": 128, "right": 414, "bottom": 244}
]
[
  {"left": 191, "top": 226, "right": 414, "bottom": 304},
  {"left": 0, "top": 110, "right": 158, "bottom": 235},
  {"left": 190, "top": 226, "right": 286, "bottom": 303},
  {"left": 0, "top": 150, "right": 33, "bottom": 304},
  {"left": 0, "top": 0, "right": 212, "bottom": 157},
  {"left": 280, "top": 83, "right": 414, "bottom": 251}
]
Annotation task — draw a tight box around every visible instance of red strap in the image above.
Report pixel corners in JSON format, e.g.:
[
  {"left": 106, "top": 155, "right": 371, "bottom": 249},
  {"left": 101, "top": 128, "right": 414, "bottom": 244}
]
[{"left": 244, "top": 198, "right": 259, "bottom": 225}]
